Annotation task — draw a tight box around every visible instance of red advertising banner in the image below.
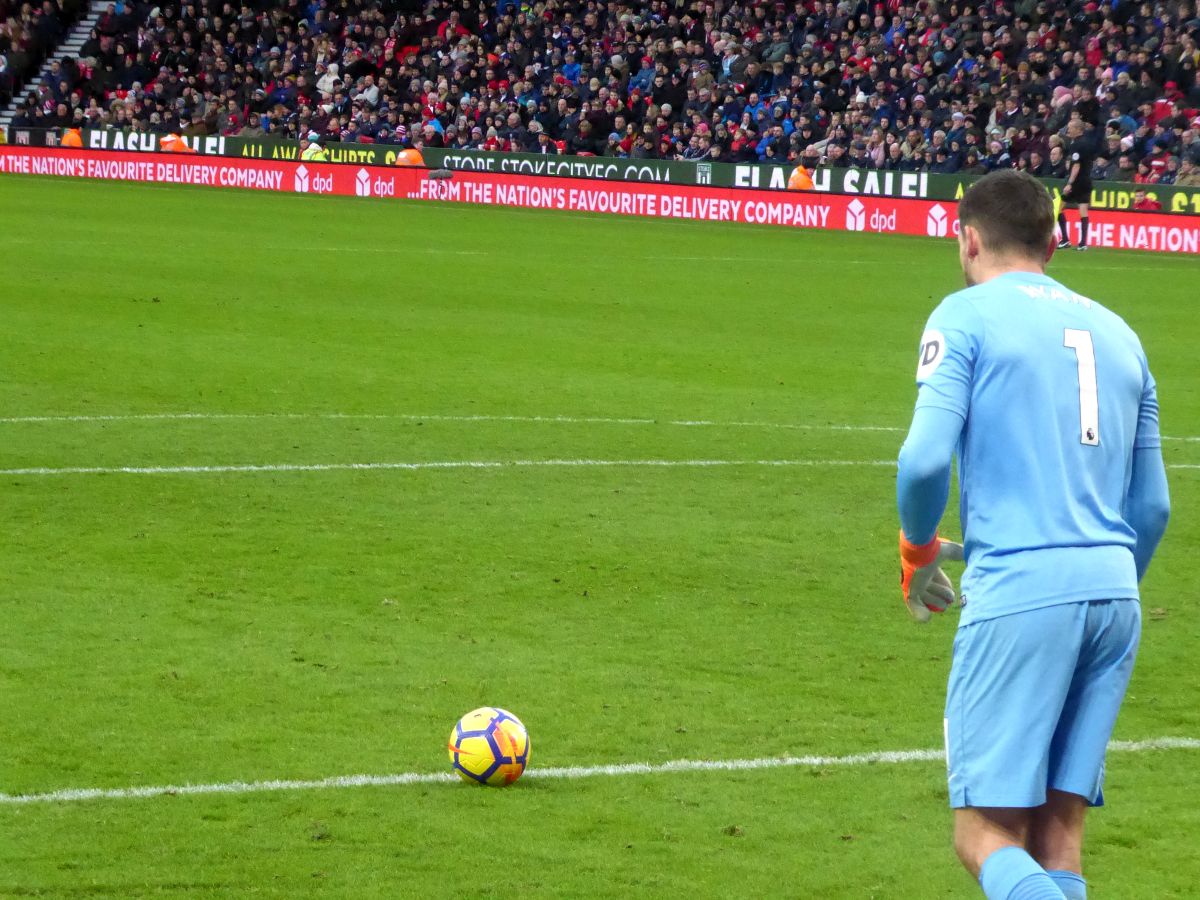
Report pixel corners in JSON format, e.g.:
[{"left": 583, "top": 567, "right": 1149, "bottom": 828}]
[{"left": 2, "top": 146, "right": 1198, "bottom": 255}]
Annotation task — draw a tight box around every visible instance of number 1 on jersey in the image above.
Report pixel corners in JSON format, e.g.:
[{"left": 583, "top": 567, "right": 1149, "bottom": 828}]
[{"left": 1064, "top": 328, "right": 1100, "bottom": 446}]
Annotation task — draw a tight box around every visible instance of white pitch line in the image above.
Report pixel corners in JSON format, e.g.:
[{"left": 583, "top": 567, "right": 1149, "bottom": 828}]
[
  {"left": 2, "top": 457, "right": 1198, "bottom": 478},
  {"left": 0, "top": 412, "right": 660, "bottom": 426},
  {"left": 2, "top": 736, "right": 1195, "bottom": 806},
  {"left": 0, "top": 411, "right": 1196, "bottom": 444},
  {"left": 0, "top": 458, "right": 898, "bottom": 477}
]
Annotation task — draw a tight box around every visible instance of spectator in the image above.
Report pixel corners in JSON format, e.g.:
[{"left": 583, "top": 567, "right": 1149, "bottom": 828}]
[
  {"left": 238, "top": 112, "right": 265, "bottom": 138},
  {"left": 628, "top": 130, "right": 655, "bottom": 160},
  {"left": 1157, "top": 156, "right": 1181, "bottom": 185},
  {"left": 1176, "top": 160, "right": 1200, "bottom": 187},
  {"left": 985, "top": 141, "right": 1013, "bottom": 171},
  {"left": 300, "top": 131, "right": 326, "bottom": 161},
  {"left": 567, "top": 119, "right": 597, "bottom": 155},
  {"left": 1092, "top": 155, "right": 1118, "bottom": 182},
  {"left": 930, "top": 146, "right": 958, "bottom": 174},
  {"left": 1134, "top": 160, "right": 1159, "bottom": 184},
  {"left": 1024, "top": 121, "right": 1051, "bottom": 162},
  {"left": 1185, "top": 129, "right": 1200, "bottom": 166},
  {"left": 1046, "top": 146, "right": 1069, "bottom": 180},
  {"left": 1107, "top": 106, "right": 1138, "bottom": 136},
  {"left": 1114, "top": 152, "right": 1139, "bottom": 181},
  {"left": 1132, "top": 189, "right": 1162, "bottom": 211},
  {"left": 962, "top": 150, "right": 987, "bottom": 175},
  {"left": 0, "top": 53, "right": 11, "bottom": 105}
]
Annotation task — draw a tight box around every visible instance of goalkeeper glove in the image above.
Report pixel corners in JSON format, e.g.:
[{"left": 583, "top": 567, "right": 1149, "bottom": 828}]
[{"left": 899, "top": 531, "right": 964, "bottom": 623}]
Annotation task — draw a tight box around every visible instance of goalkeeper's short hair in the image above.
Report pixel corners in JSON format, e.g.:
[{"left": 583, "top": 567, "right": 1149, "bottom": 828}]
[{"left": 958, "top": 170, "right": 1057, "bottom": 258}]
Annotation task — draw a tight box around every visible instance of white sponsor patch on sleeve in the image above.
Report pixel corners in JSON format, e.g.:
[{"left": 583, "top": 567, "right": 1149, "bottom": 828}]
[{"left": 916, "top": 329, "right": 946, "bottom": 380}]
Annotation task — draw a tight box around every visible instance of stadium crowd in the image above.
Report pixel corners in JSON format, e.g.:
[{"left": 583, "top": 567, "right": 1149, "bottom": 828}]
[
  {"left": 6, "top": 0, "right": 1200, "bottom": 184},
  {"left": 1, "top": 0, "right": 87, "bottom": 106}
]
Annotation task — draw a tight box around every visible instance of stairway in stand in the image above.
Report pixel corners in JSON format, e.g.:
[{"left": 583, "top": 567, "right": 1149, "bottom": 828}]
[{"left": 0, "top": 0, "right": 106, "bottom": 132}]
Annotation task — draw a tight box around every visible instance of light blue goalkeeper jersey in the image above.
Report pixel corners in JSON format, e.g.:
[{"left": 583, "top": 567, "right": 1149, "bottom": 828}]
[{"left": 915, "top": 270, "right": 1160, "bottom": 625}]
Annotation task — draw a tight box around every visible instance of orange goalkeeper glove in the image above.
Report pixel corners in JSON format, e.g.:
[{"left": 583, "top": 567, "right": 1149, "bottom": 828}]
[{"left": 899, "top": 531, "right": 964, "bottom": 623}]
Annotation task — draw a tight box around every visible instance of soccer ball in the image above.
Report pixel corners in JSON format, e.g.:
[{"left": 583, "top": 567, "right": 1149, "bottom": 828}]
[{"left": 447, "top": 707, "right": 531, "bottom": 786}]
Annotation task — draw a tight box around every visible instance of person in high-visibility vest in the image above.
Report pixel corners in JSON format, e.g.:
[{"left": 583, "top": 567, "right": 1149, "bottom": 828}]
[
  {"left": 788, "top": 164, "right": 814, "bottom": 190},
  {"left": 394, "top": 148, "right": 424, "bottom": 167},
  {"left": 160, "top": 133, "right": 191, "bottom": 153},
  {"left": 300, "top": 131, "right": 328, "bottom": 161}
]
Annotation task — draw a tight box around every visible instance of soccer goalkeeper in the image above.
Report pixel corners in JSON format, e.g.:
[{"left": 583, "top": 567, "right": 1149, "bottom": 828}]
[{"left": 896, "top": 170, "right": 1170, "bottom": 900}]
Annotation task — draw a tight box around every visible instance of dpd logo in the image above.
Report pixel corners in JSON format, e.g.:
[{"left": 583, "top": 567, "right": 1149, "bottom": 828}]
[
  {"left": 353, "top": 168, "right": 396, "bottom": 198},
  {"left": 869, "top": 208, "right": 897, "bottom": 232},
  {"left": 927, "top": 203, "right": 949, "bottom": 237},
  {"left": 916, "top": 328, "right": 946, "bottom": 379},
  {"left": 293, "top": 165, "right": 333, "bottom": 194},
  {"left": 845, "top": 198, "right": 866, "bottom": 232}
]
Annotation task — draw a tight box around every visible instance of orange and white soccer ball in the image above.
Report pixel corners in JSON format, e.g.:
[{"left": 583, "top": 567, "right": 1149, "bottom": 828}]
[{"left": 447, "top": 707, "right": 531, "bottom": 786}]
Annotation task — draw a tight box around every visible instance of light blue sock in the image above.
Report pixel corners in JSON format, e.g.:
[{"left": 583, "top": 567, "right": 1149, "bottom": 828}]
[
  {"left": 1047, "top": 870, "right": 1086, "bottom": 899},
  {"left": 979, "top": 846, "right": 1067, "bottom": 900}
]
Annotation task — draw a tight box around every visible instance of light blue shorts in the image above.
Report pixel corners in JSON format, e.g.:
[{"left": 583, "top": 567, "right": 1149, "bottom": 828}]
[{"left": 944, "top": 599, "right": 1141, "bottom": 809}]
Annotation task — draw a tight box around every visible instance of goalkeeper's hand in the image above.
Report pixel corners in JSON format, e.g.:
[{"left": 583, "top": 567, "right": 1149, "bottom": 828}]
[{"left": 899, "top": 531, "right": 964, "bottom": 623}]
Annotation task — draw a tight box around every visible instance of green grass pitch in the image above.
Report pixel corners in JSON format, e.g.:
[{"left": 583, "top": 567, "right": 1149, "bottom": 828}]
[{"left": 0, "top": 174, "right": 1197, "bottom": 898}]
